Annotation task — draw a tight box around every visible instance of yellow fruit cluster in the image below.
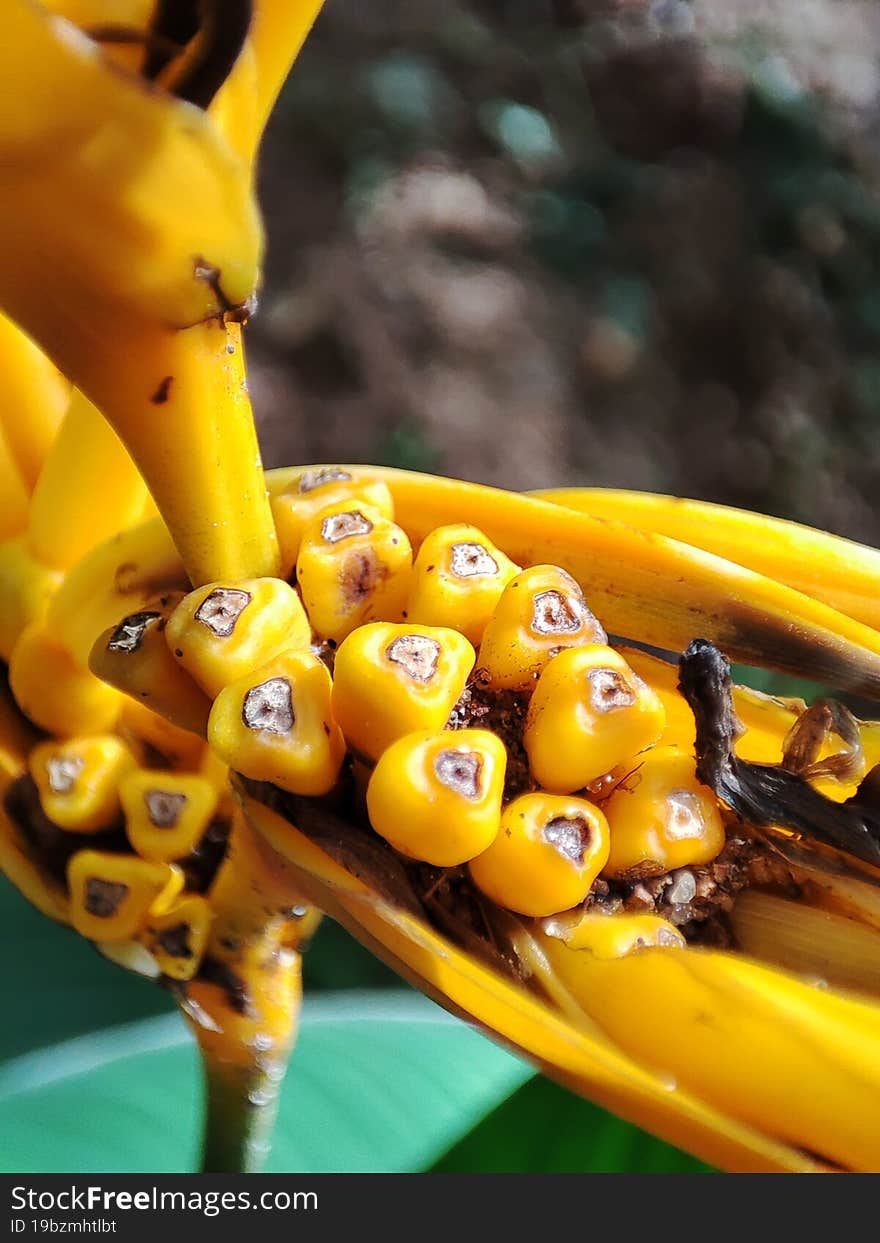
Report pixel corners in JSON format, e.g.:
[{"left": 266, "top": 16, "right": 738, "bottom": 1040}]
[{"left": 76, "top": 469, "right": 749, "bottom": 933}]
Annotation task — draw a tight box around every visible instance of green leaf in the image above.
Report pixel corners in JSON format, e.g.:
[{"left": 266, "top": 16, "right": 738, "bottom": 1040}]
[
  {"left": 432, "top": 1075, "right": 713, "bottom": 1173},
  {"left": 0, "top": 994, "right": 532, "bottom": 1174}
]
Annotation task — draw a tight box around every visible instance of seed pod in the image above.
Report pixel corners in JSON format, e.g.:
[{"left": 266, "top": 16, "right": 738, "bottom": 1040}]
[
  {"left": 332, "top": 622, "right": 475, "bottom": 761},
  {"left": 469, "top": 792, "right": 610, "bottom": 917},
  {"left": 602, "top": 745, "right": 726, "bottom": 879},
  {"left": 165, "top": 577, "right": 311, "bottom": 698},
  {"left": 407, "top": 524, "right": 520, "bottom": 645},
  {"left": 208, "top": 649, "right": 345, "bottom": 795},
  {"left": 524, "top": 645, "right": 666, "bottom": 792},
  {"left": 30, "top": 734, "right": 135, "bottom": 832},
  {"left": 121, "top": 770, "right": 219, "bottom": 861},
  {"left": 67, "top": 849, "right": 184, "bottom": 942},
  {"left": 143, "top": 893, "right": 214, "bottom": 981},
  {"left": 296, "top": 502, "right": 412, "bottom": 644},
  {"left": 367, "top": 728, "right": 507, "bottom": 865},
  {"left": 477, "top": 565, "right": 607, "bottom": 691},
  {"left": 271, "top": 469, "right": 395, "bottom": 574},
  {"left": 91, "top": 598, "right": 212, "bottom": 736}
]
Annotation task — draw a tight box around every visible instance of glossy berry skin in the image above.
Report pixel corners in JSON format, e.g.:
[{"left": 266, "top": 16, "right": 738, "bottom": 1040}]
[
  {"left": 407, "top": 524, "right": 521, "bottom": 645},
  {"left": 331, "top": 621, "right": 475, "bottom": 761},
  {"left": 296, "top": 501, "right": 412, "bottom": 644},
  {"left": 208, "top": 648, "right": 345, "bottom": 796},
  {"left": 469, "top": 792, "right": 610, "bottom": 917},
  {"left": 271, "top": 469, "right": 395, "bottom": 575},
  {"left": 543, "top": 909, "right": 686, "bottom": 958},
  {"left": 30, "top": 734, "right": 135, "bottom": 832},
  {"left": 602, "top": 745, "right": 726, "bottom": 879},
  {"left": 524, "top": 645, "right": 666, "bottom": 792},
  {"left": 165, "top": 577, "right": 311, "bottom": 699},
  {"left": 367, "top": 728, "right": 507, "bottom": 866},
  {"left": 67, "top": 849, "right": 184, "bottom": 942},
  {"left": 120, "top": 770, "right": 219, "bottom": 862},
  {"left": 477, "top": 565, "right": 607, "bottom": 691}
]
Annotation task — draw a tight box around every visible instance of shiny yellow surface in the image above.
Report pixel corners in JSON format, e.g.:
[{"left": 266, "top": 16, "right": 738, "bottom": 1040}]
[
  {"left": 30, "top": 735, "right": 135, "bottom": 833},
  {"left": 296, "top": 501, "right": 413, "bottom": 643},
  {"left": 270, "top": 466, "right": 880, "bottom": 698},
  {"left": 271, "top": 472, "right": 395, "bottom": 576},
  {"left": 0, "top": 312, "right": 67, "bottom": 491},
  {"left": 477, "top": 564, "right": 607, "bottom": 691},
  {"left": 537, "top": 486, "right": 880, "bottom": 634},
  {"left": 166, "top": 577, "right": 311, "bottom": 698},
  {"left": 366, "top": 728, "right": 507, "bottom": 866},
  {"left": 469, "top": 792, "right": 610, "bottom": 918},
  {"left": 91, "top": 597, "right": 212, "bottom": 738},
  {"left": 331, "top": 621, "right": 475, "bottom": 761},
  {"left": 407, "top": 524, "right": 521, "bottom": 645},
  {"left": 67, "top": 850, "right": 184, "bottom": 942},
  {"left": 524, "top": 645, "right": 666, "bottom": 792},
  {"left": 121, "top": 770, "right": 219, "bottom": 862},
  {"left": 209, "top": 650, "right": 344, "bottom": 795},
  {"left": 603, "top": 745, "right": 727, "bottom": 879}
]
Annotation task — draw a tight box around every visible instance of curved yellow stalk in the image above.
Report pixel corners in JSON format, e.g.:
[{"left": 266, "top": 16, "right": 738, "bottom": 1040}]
[
  {"left": 536, "top": 488, "right": 880, "bottom": 633},
  {"left": 28, "top": 389, "right": 146, "bottom": 572},
  {"left": 0, "top": 425, "right": 29, "bottom": 543},
  {"left": 268, "top": 466, "right": 880, "bottom": 698},
  {"left": 239, "top": 789, "right": 836, "bottom": 1173},
  {"left": 0, "top": 313, "right": 67, "bottom": 491}
]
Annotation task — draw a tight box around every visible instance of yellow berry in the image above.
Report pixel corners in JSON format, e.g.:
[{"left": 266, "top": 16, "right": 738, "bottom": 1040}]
[
  {"left": 296, "top": 501, "right": 412, "bottom": 643},
  {"left": 165, "top": 577, "right": 311, "bottom": 698},
  {"left": 332, "top": 622, "right": 475, "bottom": 761},
  {"left": 367, "top": 728, "right": 507, "bottom": 865},
  {"left": 477, "top": 565, "right": 606, "bottom": 690},
  {"left": 524, "top": 645, "right": 666, "bottom": 792},
  {"left": 544, "top": 909, "right": 686, "bottom": 957},
  {"left": 30, "top": 735, "right": 135, "bottom": 832},
  {"left": 208, "top": 649, "right": 345, "bottom": 795},
  {"left": 271, "top": 469, "right": 395, "bottom": 574},
  {"left": 143, "top": 894, "right": 213, "bottom": 981},
  {"left": 120, "top": 770, "right": 219, "bottom": 862},
  {"left": 469, "top": 792, "right": 610, "bottom": 917},
  {"left": 68, "top": 849, "right": 184, "bottom": 942},
  {"left": 90, "top": 599, "right": 212, "bottom": 737},
  {"left": 602, "top": 745, "right": 726, "bottom": 879},
  {"left": 407, "top": 524, "right": 521, "bottom": 645}
]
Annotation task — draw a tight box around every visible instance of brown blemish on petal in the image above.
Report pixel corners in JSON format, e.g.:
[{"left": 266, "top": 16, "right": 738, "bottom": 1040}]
[
  {"left": 242, "top": 678, "right": 294, "bottom": 735},
  {"left": 107, "top": 611, "right": 161, "bottom": 653},
  {"left": 433, "top": 749, "right": 483, "bottom": 799},
  {"left": 150, "top": 376, "right": 174, "bottom": 405},
  {"left": 195, "top": 587, "right": 251, "bottom": 638},
  {"left": 587, "top": 667, "right": 636, "bottom": 713},
  {"left": 542, "top": 814, "right": 590, "bottom": 865},
  {"left": 144, "top": 790, "right": 187, "bottom": 828},
  {"left": 386, "top": 635, "right": 441, "bottom": 683},
  {"left": 84, "top": 877, "right": 129, "bottom": 918}
]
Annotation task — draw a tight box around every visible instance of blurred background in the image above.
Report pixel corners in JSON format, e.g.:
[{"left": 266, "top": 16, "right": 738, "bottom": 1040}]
[
  {"left": 6, "top": 0, "right": 880, "bottom": 1177},
  {"left": 252, "top": 0, "right": 880, "bottom": 543}
]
